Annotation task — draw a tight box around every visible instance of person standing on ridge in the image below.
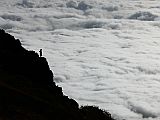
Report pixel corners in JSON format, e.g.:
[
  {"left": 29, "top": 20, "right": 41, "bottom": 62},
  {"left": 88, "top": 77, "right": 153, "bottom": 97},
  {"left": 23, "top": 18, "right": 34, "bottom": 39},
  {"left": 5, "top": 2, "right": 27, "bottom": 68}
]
[{"left": 39, "top": 49, "right": 42, "bottom": 57}]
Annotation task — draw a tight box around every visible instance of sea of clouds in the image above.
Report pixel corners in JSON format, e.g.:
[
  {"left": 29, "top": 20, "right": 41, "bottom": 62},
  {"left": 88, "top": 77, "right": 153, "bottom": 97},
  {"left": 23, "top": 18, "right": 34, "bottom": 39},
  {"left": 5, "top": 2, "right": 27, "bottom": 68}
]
[{"left": 1, "top": 0, "right": 160, "bottom": 120}]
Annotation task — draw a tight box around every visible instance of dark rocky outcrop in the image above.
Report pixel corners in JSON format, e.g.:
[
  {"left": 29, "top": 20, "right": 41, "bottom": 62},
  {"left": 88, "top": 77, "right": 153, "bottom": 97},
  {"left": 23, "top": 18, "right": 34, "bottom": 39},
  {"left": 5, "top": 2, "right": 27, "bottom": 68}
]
[{"left": 0, "top": 29, "right": 115, "bottom": 120}]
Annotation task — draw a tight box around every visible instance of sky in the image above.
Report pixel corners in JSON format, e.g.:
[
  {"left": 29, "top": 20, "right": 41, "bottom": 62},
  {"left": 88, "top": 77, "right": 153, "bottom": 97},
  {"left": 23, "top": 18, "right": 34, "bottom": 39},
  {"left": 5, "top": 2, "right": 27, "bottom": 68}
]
[{"left": 1, "top": 0, "right": 160, "bottom": 120}]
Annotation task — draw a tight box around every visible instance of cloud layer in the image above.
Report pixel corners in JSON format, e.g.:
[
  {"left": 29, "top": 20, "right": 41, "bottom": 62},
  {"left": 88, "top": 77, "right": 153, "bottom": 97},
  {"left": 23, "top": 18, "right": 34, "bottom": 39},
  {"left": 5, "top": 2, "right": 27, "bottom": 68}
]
[{"left": 1, "top": 0, "right": 160, "bottom": 120}]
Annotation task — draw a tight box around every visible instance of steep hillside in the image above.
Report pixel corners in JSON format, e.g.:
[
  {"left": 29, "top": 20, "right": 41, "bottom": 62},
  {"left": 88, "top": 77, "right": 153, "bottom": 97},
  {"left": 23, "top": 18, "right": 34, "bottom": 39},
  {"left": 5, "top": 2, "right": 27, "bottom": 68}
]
[{"left": 0, "top": 29, "right": 114, "bottom": 120}]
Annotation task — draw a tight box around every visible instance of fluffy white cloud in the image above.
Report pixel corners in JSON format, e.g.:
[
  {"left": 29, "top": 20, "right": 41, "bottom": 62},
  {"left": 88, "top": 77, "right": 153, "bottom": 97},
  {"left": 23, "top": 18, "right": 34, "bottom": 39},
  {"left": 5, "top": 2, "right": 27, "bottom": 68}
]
[{"left": 1, "top": 0, "right": 160, "bottom": 120}]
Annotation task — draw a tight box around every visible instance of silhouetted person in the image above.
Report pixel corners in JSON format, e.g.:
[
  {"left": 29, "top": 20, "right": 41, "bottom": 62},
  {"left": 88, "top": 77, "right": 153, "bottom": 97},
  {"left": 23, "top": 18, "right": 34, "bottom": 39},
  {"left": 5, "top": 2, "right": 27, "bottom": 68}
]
[{"left": 39, "top": 49, "right": 42, "bottom": 57}]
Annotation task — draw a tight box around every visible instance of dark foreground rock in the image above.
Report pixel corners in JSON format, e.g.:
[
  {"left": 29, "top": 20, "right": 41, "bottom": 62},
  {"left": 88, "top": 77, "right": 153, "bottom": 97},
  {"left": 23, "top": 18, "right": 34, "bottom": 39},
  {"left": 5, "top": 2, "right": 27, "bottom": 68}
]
[{"left": 0, "top": 29, "right": 115, "bottom": 120}]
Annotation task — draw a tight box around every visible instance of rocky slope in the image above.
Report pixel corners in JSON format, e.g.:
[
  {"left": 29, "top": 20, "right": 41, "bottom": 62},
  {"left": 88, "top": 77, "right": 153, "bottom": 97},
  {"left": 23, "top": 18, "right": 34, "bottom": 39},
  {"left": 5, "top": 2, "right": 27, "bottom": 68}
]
[{"left": 0, "top": 29, "right": 114, "bottom": 120}]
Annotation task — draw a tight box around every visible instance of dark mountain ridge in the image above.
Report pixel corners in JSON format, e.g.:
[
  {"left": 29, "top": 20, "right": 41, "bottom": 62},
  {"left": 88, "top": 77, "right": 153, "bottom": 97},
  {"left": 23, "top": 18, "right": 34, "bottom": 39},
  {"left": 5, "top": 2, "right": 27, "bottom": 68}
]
[{"left": 0, "top": 29, "right": 114, "bottom": 120}]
